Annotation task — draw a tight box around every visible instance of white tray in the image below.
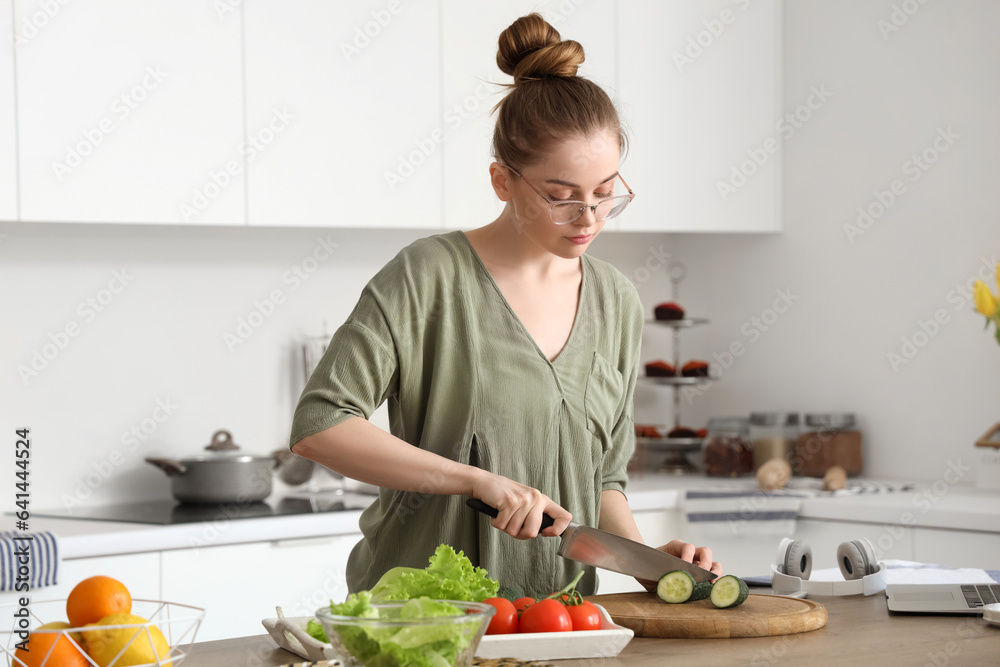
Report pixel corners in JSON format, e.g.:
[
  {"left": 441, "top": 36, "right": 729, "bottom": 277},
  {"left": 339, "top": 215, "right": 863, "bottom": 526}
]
[
  {"left": 263, "top": 603, "right": 633, "bottom": 662},
  {"left": 476, "top": 603, "right": 633, "bottom": 660}
]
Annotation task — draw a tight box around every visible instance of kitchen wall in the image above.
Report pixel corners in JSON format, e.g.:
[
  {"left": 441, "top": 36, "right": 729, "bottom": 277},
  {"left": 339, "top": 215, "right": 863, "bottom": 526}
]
[
  {"left": 0, "top": 224, "right": 673, "bottom": 509},
  {"left": 660, "top": 0, "right": 1000, "bottom": 482},
  {"left": 3, "top": 0, "right": 999, "bottom": 512}
]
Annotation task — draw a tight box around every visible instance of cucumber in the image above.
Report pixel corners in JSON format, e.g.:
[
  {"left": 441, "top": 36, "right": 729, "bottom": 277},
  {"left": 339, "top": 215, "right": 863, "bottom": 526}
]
[
  {"left": 656, "top": 570, "right": 695, "bottom": 604},
  {"left": 709, "top": 575, "right": 749, "bottom": 608},
  {"left": 690, "top": 581, "right": 713, "bottom": 601}
]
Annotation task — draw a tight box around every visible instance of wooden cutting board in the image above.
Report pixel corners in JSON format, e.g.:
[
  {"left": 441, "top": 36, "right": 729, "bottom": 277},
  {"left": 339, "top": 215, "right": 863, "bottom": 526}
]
[{"left": 586, "top": 592, "right": 827, "bottom": 639}]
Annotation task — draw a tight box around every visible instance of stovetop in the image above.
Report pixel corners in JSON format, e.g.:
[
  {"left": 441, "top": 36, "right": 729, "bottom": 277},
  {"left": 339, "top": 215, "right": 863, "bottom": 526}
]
[{"left": 32, "top": 491, "right": 376, "bottom": 526}]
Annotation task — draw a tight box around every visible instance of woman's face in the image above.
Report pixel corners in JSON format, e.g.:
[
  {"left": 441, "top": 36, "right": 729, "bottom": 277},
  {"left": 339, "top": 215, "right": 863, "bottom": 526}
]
[{"left": 500, "top": 131, "right": 622, "bottom": 260}]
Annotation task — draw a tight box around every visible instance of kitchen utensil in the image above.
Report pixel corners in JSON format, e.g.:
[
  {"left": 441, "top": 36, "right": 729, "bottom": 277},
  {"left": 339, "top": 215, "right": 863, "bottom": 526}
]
[
  {"left": 145, "top": 429, "right": 280, "bottom": 504},
  {"left": 316, "top": 600, "right": 494, "bottom": 667},
  {"left": 587, "top": 591, "right": 827, "bottom": 638},
  {"left": 465, "top": 499, "right": 714, "bottom": 583}
]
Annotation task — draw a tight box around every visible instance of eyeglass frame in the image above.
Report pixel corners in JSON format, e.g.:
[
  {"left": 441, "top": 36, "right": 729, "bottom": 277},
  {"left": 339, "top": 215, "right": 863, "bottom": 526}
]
[{"left": 502, "top": 164, "right": 635, "bottom": 225}]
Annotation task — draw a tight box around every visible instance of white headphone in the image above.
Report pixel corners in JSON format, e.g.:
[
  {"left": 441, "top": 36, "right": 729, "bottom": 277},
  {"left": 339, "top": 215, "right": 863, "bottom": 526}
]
[{"left": 770, "top": 537, "right": 888, "bottom": 597}]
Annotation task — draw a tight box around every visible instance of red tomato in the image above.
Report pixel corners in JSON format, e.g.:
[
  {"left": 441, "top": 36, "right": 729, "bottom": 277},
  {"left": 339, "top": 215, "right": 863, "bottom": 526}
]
[
  {"left": 518, "top": 598, "right": 572, "bottom": 633},
  {"left": 481, "top": 598, "right": 518, "bottom": 635},
  {"left": 565, "top": 600, "right": 601, "bottom": 631},
  {"left": 513, "top": 597, "right": 536, "bottom": 615}
]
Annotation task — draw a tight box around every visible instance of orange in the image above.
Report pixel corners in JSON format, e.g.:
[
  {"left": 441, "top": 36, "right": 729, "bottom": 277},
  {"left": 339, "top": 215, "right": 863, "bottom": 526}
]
[
  {"left": 66, "top": 575, "right": 132, "bottom": 628},
  {"left": 14, "top": 631, "right": 89, "bottom": 667}
]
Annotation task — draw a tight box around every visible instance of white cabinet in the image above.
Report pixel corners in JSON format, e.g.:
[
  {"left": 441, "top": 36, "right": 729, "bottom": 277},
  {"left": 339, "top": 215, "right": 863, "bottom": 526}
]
[
  {"left": 619, "top": 0, "right": 781, "bottom": 232},
  {"left": 440, "top": 1, "right": 618, "bottom": 231},
  {"left": 913, "top": 528, "right": 1000, "bottom": 571},
  {"left": 14, "top": 0, "right": 244, "bottom": 224},
  {"left": 161, "top": 534, "right": 359, "bottom": 642},
  {"left": 0, "top": 0, "right": 15, "bottom": 221},
  {"left": 0, "top": 552, "right": 161, "bottom": 609},
  {"left": 794, "top": 518, "right": 915, "bottom": 564},
  {"left": 243, "top": 1, "right": 441, "bottom": 228}
]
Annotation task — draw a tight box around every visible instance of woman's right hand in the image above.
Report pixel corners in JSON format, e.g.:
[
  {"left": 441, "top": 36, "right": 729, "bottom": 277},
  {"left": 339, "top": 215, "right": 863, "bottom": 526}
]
[{"left": 470, "top": 471, "right": 573, "bottom": 540}]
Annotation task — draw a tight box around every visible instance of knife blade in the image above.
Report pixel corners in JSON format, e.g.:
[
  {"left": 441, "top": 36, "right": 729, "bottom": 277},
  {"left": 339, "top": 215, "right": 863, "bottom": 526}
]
[{"left": 465, "top": 498, "right": 715, "bottom": 583}]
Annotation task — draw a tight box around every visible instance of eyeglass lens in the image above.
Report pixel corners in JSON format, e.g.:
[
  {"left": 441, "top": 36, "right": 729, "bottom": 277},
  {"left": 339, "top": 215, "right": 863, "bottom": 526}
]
[{"left": 552, "top": 196, "right": 631, "bottom": 224}]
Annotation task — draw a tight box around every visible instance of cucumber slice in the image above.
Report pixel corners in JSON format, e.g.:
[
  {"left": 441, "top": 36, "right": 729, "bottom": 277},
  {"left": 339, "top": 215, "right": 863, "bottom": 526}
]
[
  {"left": 710, "top": 575, "right": 749, "bottom": 608},
  {"left": 657, "top": 570, "right": 695, "bottom": 604},
  {"left": 690, "top": 580, "right": 713, "bottom": 601}
]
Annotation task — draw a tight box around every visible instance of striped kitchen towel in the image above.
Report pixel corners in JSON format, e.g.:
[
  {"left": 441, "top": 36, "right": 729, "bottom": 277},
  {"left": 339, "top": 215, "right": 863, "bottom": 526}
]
[
  {"left": 683, "top": 489, "right": 808, "bottom": 537},
  {"left": 0, "top": 531, "right": 59, "bottom": 591},
  {"left": 683, "top": 479, "right": 915, "bottom": 537}
]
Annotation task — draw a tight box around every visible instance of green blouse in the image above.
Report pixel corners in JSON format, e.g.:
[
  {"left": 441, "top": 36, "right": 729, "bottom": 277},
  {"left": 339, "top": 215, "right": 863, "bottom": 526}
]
[{"left": 289, "top": 230, "right": 642, "bottom": 596}]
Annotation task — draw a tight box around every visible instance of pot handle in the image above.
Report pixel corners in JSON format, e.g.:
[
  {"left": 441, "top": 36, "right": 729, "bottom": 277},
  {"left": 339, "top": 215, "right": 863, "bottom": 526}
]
[
  {"left": 145, "top": 457, "right": 187, "bottom": 477},
  {"left": 206, "top": 429, "right": 239, "bottom": 452}
]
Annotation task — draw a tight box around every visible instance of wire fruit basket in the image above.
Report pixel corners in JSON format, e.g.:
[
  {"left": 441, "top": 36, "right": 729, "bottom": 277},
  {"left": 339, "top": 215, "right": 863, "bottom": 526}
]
[{"left": 0, "top": 599, "right": 205, "bottom": 666}]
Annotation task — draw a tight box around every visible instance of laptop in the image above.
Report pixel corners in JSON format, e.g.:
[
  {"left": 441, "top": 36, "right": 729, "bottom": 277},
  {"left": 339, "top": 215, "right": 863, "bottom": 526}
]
[{"left": 886, "top": 583, "right": 1000, "bottom": 614}]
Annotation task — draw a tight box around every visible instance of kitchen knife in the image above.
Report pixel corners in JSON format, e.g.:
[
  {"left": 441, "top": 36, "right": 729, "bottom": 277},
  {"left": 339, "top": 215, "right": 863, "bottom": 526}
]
[{"left": 466, "top": 498, "right": 715, "bottom": 583}]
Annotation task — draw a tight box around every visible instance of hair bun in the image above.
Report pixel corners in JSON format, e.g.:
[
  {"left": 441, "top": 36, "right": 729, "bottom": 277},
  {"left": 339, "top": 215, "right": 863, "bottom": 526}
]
[{"left": 497, "top": 13, "right": 585, "bottom": 84}]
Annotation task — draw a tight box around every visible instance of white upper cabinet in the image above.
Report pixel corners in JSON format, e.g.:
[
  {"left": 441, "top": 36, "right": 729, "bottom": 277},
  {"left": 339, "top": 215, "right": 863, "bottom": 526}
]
[
  {"left": 15, "top": 0, "right": 244, "bottom": 224},
  {"left": 619, "top": 0, "right": 781, "bottom": 232},
  {"left": 0, "top": 0, "right": 16, "bottom": 222},
  {"left": 441, "top": 1, "right": 618, "bottom": 231},
  {"left": 244, "top": 1, "right": 442, "bottom": 228}
]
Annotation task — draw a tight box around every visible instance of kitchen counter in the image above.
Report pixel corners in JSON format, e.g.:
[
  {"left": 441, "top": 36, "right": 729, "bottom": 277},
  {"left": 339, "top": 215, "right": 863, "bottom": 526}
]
[
  {"left": 181, "top": 593, "right": 1000, "bottom": 666},
  {"left": 23, "top": 474, "right": 1000, "bottom": 560}
]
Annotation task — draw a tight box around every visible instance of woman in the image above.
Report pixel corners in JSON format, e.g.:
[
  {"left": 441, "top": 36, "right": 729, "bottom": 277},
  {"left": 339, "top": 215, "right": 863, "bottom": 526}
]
[{"left": 290, "top": 13, "right": 722, "bottom": 596}]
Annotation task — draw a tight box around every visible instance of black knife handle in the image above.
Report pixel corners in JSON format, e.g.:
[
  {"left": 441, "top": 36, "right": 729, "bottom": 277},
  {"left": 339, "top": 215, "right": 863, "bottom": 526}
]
[{"left": 465, "top": 498, "right": 555, "bottom": 534}]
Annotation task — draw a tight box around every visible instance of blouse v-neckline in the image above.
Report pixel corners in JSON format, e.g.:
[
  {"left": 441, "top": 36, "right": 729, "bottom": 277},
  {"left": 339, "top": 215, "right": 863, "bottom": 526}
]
[{"left": 457, "top": 231, "right": 587, "bottom": 366}]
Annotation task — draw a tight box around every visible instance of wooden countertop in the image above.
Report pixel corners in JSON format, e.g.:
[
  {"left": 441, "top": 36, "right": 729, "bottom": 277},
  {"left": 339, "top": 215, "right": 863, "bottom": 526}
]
[{"left": 182, "top": 593, "right": 1000, "bottom": 666}]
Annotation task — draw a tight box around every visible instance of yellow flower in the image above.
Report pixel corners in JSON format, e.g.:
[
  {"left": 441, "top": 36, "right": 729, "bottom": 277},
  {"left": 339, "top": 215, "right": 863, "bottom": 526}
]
[{"left": 974, "top": 280, "right": 998, "bottom": 317}]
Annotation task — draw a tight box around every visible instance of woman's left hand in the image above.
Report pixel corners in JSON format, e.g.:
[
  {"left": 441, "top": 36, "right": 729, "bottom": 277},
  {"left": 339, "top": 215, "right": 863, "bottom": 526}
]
[{"left": 636, "top": 540, "right": 723, "bottom": 593}]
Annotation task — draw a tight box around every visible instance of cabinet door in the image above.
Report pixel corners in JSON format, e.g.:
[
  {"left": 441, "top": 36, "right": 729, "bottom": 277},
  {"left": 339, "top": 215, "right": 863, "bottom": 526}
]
[
  {"left": 0, "top": 0, "right": 15, "bottom": 221},
  {"left": 913, "top": 528, "right": 1000, "bottom": 570},
  {"left": 161, "top": 534, "right": 359, "bottom": 642},
  {"left": 794, "top": 518, "right": 915, "bottom": 564},
  {"left": 244, "top": 1, "right": 441, "bottom": 228},
  {"left": 0, "top": 552, "right": 161, "bottom": 608},
  {"left": 15, "top": 0, "right": 244, "bottom": 224},
  {"left": 619, "top": 0, "right": 780, "bottom": 232},
  {"left": 441, "top": 1, "right": 618, "bottom": 231}
]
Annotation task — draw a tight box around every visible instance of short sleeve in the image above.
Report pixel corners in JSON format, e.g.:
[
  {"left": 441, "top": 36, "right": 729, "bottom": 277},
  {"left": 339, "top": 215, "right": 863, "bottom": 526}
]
[
  {"left": 288, "top": 289, "right": 398, "bottom": 449},
  {"left": 600, "top": 280, "right": 644, "bottom": 495}
]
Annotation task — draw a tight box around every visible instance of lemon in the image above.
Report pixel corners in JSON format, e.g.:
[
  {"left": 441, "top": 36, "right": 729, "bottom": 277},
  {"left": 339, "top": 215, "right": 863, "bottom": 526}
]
[
  {"left": 82, "top": 613, "right": 172, "bottom": 667},
  {"left": 37, "top": 620, "right": 83, "bottom": 644}
]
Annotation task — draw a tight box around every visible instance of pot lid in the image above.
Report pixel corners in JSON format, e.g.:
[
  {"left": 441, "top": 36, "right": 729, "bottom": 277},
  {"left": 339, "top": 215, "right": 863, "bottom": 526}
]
[{"left": 182, "top": 430, "right": 273, "bottom": 463}]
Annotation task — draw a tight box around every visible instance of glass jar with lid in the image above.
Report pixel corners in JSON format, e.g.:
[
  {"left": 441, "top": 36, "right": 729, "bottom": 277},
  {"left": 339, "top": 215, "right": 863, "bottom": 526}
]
[
  {"left": 702, "top": 416, "right": 753, "bottom": 477},
  {"left": 749, "top": 412, "right": 800, "bottom": 471},
  {"left": 793, "top": 413, "right": 863, "bottom": 477}
]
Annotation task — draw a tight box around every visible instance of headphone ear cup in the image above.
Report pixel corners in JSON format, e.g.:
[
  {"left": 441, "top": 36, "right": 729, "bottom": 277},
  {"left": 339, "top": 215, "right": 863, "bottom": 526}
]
[
  {"left": 784, "top": 540, "right": 813, "bottom": 579},
  {"left": 837, "top": 538, "right": 877, "bottom": 580}
]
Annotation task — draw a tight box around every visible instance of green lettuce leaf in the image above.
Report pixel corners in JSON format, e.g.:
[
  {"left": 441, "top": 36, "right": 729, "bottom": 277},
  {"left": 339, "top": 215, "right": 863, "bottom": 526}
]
[
  {"left": 307, "top": 545, "right": 495, "bottom": 666},
  {"left": 369, "top": 544, "right": 498, "bottom": 602},
  {"left": 322, "top": 595, "right": 475, "bottom": 667}
]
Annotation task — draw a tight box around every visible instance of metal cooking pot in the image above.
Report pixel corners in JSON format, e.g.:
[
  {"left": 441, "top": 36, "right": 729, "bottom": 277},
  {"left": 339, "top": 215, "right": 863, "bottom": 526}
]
[{"left": 145, "top": 430, "right": 280, "bottom": 505}]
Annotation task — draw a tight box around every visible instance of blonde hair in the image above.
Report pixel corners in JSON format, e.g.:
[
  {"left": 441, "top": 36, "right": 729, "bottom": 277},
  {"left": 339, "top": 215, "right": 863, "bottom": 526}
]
[{"left": 492, "top": 13, "right": 628, "bottom": 171}]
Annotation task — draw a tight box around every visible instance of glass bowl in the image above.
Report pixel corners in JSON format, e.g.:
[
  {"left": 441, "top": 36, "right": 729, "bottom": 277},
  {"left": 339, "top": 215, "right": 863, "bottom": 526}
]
[{"left": 315, "top": 599, "right": 494, "bottom": 667}]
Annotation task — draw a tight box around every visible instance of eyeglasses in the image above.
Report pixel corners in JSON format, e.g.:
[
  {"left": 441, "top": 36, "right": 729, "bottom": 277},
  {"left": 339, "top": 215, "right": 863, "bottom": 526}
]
[{"left": 504, "top": 165, "right": 635, "bottom": 225}]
